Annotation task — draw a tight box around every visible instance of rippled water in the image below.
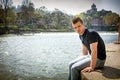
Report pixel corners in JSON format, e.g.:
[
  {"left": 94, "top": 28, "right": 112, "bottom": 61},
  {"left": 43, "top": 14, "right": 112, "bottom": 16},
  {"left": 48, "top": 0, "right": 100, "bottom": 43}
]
[{"left": 0, "top": 32, "right": 118, "bottom": 80}]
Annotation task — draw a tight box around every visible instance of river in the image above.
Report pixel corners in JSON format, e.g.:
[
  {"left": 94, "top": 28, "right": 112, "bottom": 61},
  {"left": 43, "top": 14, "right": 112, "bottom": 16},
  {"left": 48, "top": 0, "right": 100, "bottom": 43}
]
[{"left": 0, "top": 32, "right": 118, "bottom": 80}]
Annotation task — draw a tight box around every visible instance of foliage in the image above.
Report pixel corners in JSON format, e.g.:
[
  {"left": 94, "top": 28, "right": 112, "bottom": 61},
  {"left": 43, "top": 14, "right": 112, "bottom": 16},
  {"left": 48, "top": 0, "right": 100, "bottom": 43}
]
[
  {"left": 1, "top": 1, "right": 120, "bottom": 33},
  {"left": 0, "top": 8, "right": 5, "bottom": 23},
  {"left": 20, "top": 2, "right": 35, "bottom": 25},
  {"left": 7, "top": 9, "right": 17, "bottom": 24},
  {"left": 0, "top": 8, "right": 17, "bottom": 25},
  {"left": 0, "top": 0, "right": 73, "bottom": 33},
  {"left": 103, "top": 12, "right": 119, "bottom": 26},
  {"left": 75, "top": 10, "right": 119, "bottom": 31},
  {"left": 30, "top": 6, "right": 73, "bottom": 31},
  {"left": 0, "top": 0, "right": 15, "bottom": 34}
]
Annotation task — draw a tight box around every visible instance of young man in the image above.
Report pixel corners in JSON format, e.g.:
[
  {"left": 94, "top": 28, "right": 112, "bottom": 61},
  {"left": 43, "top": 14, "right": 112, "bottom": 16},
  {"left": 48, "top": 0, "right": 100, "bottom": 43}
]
[{"left": 68, "top": 17, "right": 106, "bottom": 80}]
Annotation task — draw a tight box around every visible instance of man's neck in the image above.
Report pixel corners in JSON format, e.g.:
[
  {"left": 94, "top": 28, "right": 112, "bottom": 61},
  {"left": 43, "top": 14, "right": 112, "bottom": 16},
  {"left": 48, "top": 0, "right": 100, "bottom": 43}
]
[{"left": 80, "top": 28, "right": 86, "bottom": 36}]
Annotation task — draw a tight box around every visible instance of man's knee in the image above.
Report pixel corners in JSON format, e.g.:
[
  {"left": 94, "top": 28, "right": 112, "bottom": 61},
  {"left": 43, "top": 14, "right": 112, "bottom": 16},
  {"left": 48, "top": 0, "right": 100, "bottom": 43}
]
[
  {"left": 69, "top": 61, "right": 75, "bottom": 68},
  {"left": 71, "top": 64, "right": 81, "bottom": 72}
]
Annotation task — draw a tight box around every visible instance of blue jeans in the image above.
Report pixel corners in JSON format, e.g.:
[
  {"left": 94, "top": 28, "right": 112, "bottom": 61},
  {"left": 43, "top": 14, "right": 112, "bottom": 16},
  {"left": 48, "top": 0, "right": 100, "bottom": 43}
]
[{"left": 68, "top": 55, "right": 105, "bottom": 80}]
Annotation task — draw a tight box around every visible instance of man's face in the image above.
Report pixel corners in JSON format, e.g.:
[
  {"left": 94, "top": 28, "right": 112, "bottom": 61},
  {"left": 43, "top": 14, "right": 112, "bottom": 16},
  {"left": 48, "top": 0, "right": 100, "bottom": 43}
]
[{"left": 72, "top": 21, "right": 85, "bottom": 35}]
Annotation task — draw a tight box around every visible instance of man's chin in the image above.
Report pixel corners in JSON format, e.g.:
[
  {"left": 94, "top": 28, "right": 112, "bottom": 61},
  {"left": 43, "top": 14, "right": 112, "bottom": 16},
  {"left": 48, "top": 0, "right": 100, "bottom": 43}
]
[{"left": 77, "top": 32, "right": 81, "bottom": 35}]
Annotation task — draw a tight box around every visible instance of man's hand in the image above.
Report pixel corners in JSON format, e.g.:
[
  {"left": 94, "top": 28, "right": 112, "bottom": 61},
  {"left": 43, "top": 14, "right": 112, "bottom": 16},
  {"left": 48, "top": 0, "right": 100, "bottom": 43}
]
[{"left": 81, "top": 67, "right": 94, "bottom": 73}]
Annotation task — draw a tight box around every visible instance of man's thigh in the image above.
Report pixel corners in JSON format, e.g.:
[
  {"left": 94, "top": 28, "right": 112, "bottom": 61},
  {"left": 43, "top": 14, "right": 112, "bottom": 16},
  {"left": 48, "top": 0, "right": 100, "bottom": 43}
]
[
  {"left": 71, "top": 57, "right": 91, "bottom": 70},
  {"left": 69, "top": 55, "right": 90, "bottom": 66}
]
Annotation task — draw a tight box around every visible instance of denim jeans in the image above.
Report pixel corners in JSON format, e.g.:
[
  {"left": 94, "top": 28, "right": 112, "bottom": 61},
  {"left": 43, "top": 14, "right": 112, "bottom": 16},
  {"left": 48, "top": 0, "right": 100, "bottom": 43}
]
[{"left": 68, "top": 55, "right": 105, "bottom": 80}]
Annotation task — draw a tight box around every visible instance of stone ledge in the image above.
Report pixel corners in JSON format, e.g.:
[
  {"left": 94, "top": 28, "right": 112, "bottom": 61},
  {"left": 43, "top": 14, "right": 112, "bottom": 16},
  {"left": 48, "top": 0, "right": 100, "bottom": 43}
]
[
  {"left": 82, "top": 44, "right": 120, "bottom": 80},
  {"left": 82, "top": 66, "right": 120, "bottom": 80}
]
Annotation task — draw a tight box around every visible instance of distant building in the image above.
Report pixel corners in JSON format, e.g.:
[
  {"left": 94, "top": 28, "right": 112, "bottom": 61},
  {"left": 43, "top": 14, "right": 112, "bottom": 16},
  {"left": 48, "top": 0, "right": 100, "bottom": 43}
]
[
  {"left": 98, "top": 9, "right": 112, "bottom": 17},
  {"left": 87, "top": 3, "right": 97, "bottom": 14},
  {"left": 85, "top": 3, "right": 117, "bottom": 31},
  {"left": 86, "top": 3, "right": 101, "bottom": 26}
]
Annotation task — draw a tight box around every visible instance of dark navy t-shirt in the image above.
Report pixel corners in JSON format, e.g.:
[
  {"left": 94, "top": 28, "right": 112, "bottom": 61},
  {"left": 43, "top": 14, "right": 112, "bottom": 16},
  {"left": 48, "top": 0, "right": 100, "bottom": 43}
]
[{"left": 79, "top": 29, "right": 106, "bottom": 60}]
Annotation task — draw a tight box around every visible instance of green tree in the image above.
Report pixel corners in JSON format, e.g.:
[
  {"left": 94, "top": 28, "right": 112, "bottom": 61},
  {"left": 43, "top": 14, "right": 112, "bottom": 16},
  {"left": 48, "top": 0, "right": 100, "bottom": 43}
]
[
  {"left": 76, "top": 12, "right": 86, "bottom": 21},
  {"left": 103, "top": 13, "right": 120, "bottom": 43},
  {"left": 21, "top": 2, "right": 35, "bottom": 26},
  {"left": 103, "top": 12, "right": 119, "bottom": 26},
  {"left": 76, "top": 12, "right": 87, "bottom": 26},
  {"left": 0, "top": 7, "right": 4, "bottom": 24},
  {"left": 7, "top": 9, "right": 17, "bottom": 24},
  {"left": 118, "top": 19, "right": 120, "bottom": 43},
  {"left": 50, "top": 8, "right": 72, "bottom": 30},
  {"left": 1, "top": 0, "right": 13, "bottom": 33},
  {"left": 34, "top": 7, "right": 72, "bottom": 31},
  {"left": 28, "top": 3, "right": 34, "bottom": 23},
  {"left": 35, "top": 6, "right": 48, "bottom": 29}
]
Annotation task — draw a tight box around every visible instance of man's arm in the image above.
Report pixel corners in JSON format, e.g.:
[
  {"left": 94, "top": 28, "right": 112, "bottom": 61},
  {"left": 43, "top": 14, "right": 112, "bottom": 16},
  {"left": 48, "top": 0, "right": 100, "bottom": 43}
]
[
  {"left": 82, "top": 44, "right": 88, "bottom": 55},
  {"left": 90, "top": 42, "right": 98, "bottom": 70},
  {"left": 82, "top": 42, "right": 98, "bottom": 72}
]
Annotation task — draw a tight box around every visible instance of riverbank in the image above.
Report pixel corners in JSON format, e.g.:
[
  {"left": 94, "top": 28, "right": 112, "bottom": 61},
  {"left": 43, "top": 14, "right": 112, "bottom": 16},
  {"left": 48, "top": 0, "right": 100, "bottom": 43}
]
[
  {"left": 0, "top": 28, "right": 75, "bottom": 35},
  {"left": 82, "top": 43, "right": 120, "bottom": 80}
]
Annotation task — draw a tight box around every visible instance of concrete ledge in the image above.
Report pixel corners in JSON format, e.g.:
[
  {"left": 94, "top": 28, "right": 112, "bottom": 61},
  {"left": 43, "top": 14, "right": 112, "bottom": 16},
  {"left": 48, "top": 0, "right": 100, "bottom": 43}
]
[{"left": 81, "top": 43, "right": 120, "bottom": 80}]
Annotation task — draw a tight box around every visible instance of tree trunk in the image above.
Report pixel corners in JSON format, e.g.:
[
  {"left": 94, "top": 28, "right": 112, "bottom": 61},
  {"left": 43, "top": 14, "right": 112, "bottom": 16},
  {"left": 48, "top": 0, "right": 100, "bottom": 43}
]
[
  {"left": 114, "top": 18, "right": 120, "bottom": 44},
  {"left": 4, "top": 8, "right": 8, "bottom": 33},
  {"left": 4, "top": 0, "right": 9, "bottom": 34},
  {"left": 118, "top": 20, "right": 120, "bottom": 43}
]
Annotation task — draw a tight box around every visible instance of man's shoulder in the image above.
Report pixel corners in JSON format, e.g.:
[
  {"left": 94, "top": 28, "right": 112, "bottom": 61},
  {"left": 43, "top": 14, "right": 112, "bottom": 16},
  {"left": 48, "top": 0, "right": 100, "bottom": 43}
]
[{"left": 87, "top": 29, "right": 98, "bottom": 35}]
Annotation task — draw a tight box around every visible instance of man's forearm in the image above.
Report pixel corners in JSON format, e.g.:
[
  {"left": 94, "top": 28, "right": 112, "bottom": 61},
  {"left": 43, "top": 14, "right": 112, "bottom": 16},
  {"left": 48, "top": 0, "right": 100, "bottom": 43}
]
[
  {"left": 90, "top": 52, "right": 97, "bottom": 70},
  {"left": 90, "top": 42, "right": 98, "bottom": 70}
]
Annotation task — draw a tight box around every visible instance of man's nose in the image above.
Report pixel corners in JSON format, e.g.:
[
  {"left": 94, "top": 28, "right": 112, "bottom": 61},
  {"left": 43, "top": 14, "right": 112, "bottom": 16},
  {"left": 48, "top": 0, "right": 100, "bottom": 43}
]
[{"left": 76, "top": 27, "right": 79, "bottom": 31}]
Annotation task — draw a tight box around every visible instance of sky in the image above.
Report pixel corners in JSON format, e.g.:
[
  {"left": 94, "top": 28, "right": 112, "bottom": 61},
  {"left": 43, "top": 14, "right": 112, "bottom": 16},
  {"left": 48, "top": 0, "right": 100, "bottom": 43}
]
[{"left": 12, "top": 0, "right": 120, "bottom": 15}]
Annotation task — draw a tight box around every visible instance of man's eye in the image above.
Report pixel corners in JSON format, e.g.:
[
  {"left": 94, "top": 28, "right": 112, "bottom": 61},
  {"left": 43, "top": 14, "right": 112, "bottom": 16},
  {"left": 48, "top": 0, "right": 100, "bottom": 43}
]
[{"left": 74, "top": 27, "right": 77, "bottom": 29}]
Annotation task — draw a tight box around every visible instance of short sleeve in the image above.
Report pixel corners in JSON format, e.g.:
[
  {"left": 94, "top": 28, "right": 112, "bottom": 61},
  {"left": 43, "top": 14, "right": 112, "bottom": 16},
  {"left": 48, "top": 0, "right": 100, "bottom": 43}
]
[{"left": 88, "top": 31, "right": 98, "bottom": 44}]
